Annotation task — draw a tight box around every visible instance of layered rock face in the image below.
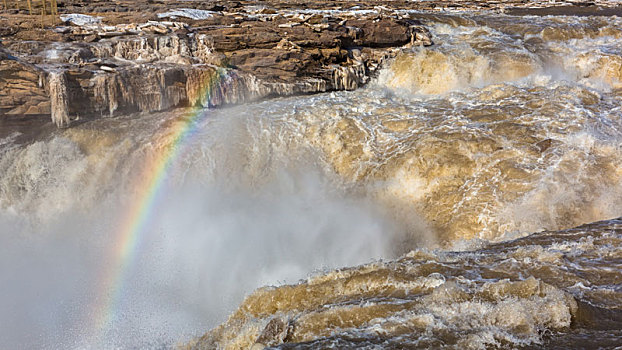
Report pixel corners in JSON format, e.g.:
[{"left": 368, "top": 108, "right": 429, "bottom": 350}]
[
  {"left": 0, "top": 51, "right": 49, "bottom": 118},
  {"left": 0, "top": 3, "right": 433, "bottom": 127}
]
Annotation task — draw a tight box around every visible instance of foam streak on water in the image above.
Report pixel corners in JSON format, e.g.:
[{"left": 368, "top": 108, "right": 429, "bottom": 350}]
[{"left": 1, "top": 13, "right": 622, "bottom": 350}]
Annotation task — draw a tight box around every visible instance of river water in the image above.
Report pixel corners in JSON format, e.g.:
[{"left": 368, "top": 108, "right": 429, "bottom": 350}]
[{"left": 1, "top": 13, "right": 621, "bottom": 350}]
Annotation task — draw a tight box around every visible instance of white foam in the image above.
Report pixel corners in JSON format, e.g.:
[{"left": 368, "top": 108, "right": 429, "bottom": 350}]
[{"left": 0, "top": 110, "right": 398, "bottom": 349}]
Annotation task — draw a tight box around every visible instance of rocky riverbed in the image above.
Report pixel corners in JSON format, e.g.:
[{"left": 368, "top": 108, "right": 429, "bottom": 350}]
[{"left": 1, "top": 0, "right": 621, "bottom": 128}]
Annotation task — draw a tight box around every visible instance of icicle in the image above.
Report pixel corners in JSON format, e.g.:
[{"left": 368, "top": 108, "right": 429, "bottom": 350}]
[{"left": 48, "top": 71, "right": 70, "bottom": 128}]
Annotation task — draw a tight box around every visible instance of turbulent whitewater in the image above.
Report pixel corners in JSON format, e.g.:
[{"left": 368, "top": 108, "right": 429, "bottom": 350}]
[{"left": 1, "top": 13, "right": 621, "bottom": 350}]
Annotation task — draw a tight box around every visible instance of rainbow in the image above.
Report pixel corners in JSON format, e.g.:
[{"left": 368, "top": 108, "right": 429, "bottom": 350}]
[{"left": 90, "top": 67, "right": 229, "bottom": 337}]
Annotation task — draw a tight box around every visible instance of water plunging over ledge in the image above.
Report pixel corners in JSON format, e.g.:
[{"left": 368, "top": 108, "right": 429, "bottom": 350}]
[{"left": 1, "top": 10, "right": 622, "bottom": 350}]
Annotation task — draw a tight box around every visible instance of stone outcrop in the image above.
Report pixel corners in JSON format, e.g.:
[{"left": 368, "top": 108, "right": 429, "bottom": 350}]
[
  {"left": 0, "top": 4, "right": 434, "bottom": 127},
  {"left": 0, "top": 51, "right": 49, "bottom": 117},
  {"left": 5, "top": 0, "right": 619, "bottom": 17}
]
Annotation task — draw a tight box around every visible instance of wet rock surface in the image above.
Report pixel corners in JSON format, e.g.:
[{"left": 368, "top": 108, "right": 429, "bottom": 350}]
[{"left": 1, "top": 0, "right": 621, "bottom": 127}]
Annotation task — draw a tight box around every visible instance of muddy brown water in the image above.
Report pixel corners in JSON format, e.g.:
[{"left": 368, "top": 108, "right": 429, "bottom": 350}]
[{"left": 1, "top": 12, "right": 621, "bottom": 350}]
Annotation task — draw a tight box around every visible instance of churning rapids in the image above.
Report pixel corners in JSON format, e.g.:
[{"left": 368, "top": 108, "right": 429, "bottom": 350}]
[{"left": 1, "top": 13, "right": 622, "bottom": 350}]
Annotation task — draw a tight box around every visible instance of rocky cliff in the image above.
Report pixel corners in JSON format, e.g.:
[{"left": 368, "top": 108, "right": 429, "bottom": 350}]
[{"left": 0, "top": 2, "right": 435, "bottom": 127}]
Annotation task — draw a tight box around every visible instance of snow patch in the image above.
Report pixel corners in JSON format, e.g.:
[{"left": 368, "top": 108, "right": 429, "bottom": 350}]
[
  {"left": 157, "top": 8, "right": 216, "bottom": 20},
  {"left": 60, "top": 14, "right": 102, "bottom": 26}
]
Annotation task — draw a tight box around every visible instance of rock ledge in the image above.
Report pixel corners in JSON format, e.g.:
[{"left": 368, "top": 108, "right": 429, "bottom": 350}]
[{"left": 0, "top": 3, "right": 433, "bottom": 127}]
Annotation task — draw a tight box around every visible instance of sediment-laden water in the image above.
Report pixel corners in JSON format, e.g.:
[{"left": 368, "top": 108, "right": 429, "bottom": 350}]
[{"left": 1, "top": 13, "right": 621, "bottom": 350}]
